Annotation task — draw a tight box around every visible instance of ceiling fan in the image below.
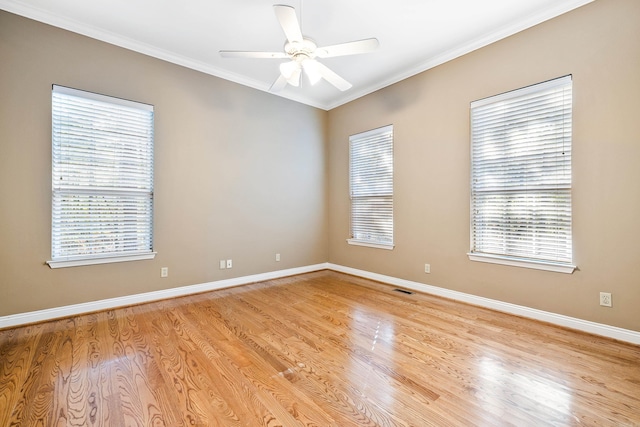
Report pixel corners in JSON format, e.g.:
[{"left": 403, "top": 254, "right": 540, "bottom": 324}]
[{"left": 220, "top": 4, "right": 379, "bottom": 92}]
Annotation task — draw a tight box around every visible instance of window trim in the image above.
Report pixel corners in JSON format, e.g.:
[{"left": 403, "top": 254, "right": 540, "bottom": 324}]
[
  {"left": 467, "top": 252, "right": 575, "bottom": 274},
  {"left": 47, "top": 85, "right": 155, "bottom": 268},
  {"left": 47, "top": 252, "right": 157, "bottom": 269},
  {"left": 347, "top": 124, "right": 394, "bottom": 250},
  {"left": 468, "top": 76, "right": 575, "bottom": 273},
  {"left": 346, "top": 239, "right": 395, "bottom": 251}
]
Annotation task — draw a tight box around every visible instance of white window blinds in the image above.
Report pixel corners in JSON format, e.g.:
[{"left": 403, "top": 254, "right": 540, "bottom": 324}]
[
  {"left": 470, "top": 76, "right": 573, "bottom": 271},
  {"left": 49, "top": 85, "right": 155, "bottom": 267},
  {"left": 349, "top": 125, "right": 394, "bottom": 249}
]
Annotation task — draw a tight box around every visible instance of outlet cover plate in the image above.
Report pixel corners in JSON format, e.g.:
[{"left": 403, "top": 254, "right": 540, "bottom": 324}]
[{"left": 599, "top": 292, "right": 612, "bottom": 307}]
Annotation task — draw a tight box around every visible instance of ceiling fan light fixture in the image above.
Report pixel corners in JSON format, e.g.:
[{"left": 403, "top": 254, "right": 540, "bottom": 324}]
[
  {"left": 303, "top": 60, "right": 322, "bottom": 85},
  {"left": 279, "top": 60, "right": 300, "bottom": 79},
  {"left": 287, "top": 68, "right": 302, "bottom": 87}
]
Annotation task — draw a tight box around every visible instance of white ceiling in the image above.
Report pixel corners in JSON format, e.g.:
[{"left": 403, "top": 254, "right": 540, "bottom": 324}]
[{"left": 1, "top": 0, "right": 593, "bottom": 110}]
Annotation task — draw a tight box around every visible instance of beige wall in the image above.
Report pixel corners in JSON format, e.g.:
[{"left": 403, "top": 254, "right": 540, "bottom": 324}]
[
  {"left": 2, "top": 0, "right": 639, "bottom": 333},
  {"left": 0, "top": 11, "right": 328, "bottom": 316},
  {"left": 328, "top": 0, "right": 640, "bottom": 332}
]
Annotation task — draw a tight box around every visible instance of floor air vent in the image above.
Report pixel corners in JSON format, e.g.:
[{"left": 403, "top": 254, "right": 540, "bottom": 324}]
[{"left": 393, "top": 288, "right": 413, "bottom": 295}]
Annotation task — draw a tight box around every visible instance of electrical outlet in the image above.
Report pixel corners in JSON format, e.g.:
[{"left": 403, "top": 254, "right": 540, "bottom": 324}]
[
  {"left": 276, "top": 253, "right": 281, "bottom": 262},
  {"left": 424, "top": 263, "right": 431, "bottom": 274},
  {"left": 219, "top": 260, "right": 226, "bottom": 269},
  {"left": 160, "top": 267, "right": 168, "bottom": 278},
  {"left": 226, "top": 259, "right": 232, "bottom": 269},
  {"left": 599, "top": 292, "right": 612, "bottom": 307}
]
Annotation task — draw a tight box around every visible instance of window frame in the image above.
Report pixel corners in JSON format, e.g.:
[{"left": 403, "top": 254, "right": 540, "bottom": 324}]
[
  {"left": 47, "top": 85, "right": 156, "bottom": 269},
  {"left": 468, "top": 76, "right": 575, "bottom": 274},
  {"left": 347, "top": 124, "right": 394, "bottom": 250}
]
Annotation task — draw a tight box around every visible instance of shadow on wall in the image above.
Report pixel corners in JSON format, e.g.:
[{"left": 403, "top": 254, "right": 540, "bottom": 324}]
[{"left": 376, "top": 76, "right": 424, "bottom": 112}]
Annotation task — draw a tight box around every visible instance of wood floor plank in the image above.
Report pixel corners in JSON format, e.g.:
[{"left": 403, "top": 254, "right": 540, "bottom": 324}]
[
  {"left": 230, "top": 293, "right": 424, "bottom": 426},
  {"left": 3, "top": 323, "right": 53, "bottom": 426},
  {"left": 180, "top": 306, "right": 332, "bottom": 425},
  {"left": 0, "top": 323, "right": 46, "bottom": 425},
  {"left": 1, "top": 270, "right": 639, "bottom": 426},
  {"left": 159, "top": 304, "right": 300, "bottom": 426}
]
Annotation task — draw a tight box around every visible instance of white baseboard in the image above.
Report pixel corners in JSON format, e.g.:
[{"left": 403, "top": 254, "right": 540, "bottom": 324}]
[
  {"left": 2, "top": 262, "right": 639, "bottom": 345},
  {"left": 0, "top": 263, "right": 329, "bottom": 330},
  {"left": 328, "top": 263, "right": 640, "bottom": 345}
]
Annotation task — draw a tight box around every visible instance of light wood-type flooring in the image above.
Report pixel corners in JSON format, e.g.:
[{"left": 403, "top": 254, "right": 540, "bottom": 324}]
[{"left": 1, "top": 270, "right": 639, "bottom": 426}]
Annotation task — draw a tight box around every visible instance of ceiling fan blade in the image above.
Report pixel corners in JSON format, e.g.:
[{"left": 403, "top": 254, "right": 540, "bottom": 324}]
[
  {"left": 270, "top": 74, "right": 288, "bottom": 92},
  {"left": 273, "top": 5, "right": 303, "bottom": 44},
  {"left": 316, "top": 38, "right": 380, "bottom": 58},
  {"left": 315, "top": 61, "right": 352, "bottom": 91},
  {"left": 220, "top": 50, "right": 288, "bottom": 59}
]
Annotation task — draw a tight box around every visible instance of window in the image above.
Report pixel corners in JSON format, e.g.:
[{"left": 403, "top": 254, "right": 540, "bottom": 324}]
[
  {"left": 47, "top": 85, "right": 155, "bottom": 268},
  {"left": 348, "top": 125, "right": 394, "bottom": 249},
  {"left": 469, "top": 76, "right": 574, "bottom": 273}
]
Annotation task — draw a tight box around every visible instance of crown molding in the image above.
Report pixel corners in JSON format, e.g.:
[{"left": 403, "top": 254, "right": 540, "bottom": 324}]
[
  {"left": 0, "top": 0, "right": 595, "bottom": 111},
  {"left": 324, "top": 0, "right": 595, "bottom": 110},
  {"left": 0, "top": 0, "right": 327, "bottom": 109}
]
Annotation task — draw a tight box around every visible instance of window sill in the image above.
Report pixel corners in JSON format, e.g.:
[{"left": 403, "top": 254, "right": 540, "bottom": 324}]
[
  {"left": 47, "top": 252, "right": 157, "bottom": 269},
  {"left": 347, "top": 239, "right": 394, "bottom": 250},
  {"left": 467, "top": 252, "right": 575, "bottom": 274}
]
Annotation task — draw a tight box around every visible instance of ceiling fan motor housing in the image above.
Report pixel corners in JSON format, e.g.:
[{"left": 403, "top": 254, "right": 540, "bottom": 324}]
[{"left": 284, "top": 38, "right": 317, "bottom": 61}]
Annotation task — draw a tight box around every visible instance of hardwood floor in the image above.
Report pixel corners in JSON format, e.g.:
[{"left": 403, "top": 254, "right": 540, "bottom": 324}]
[{"left": 1, "top": 270, "right": 639, "bottom": 426}]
